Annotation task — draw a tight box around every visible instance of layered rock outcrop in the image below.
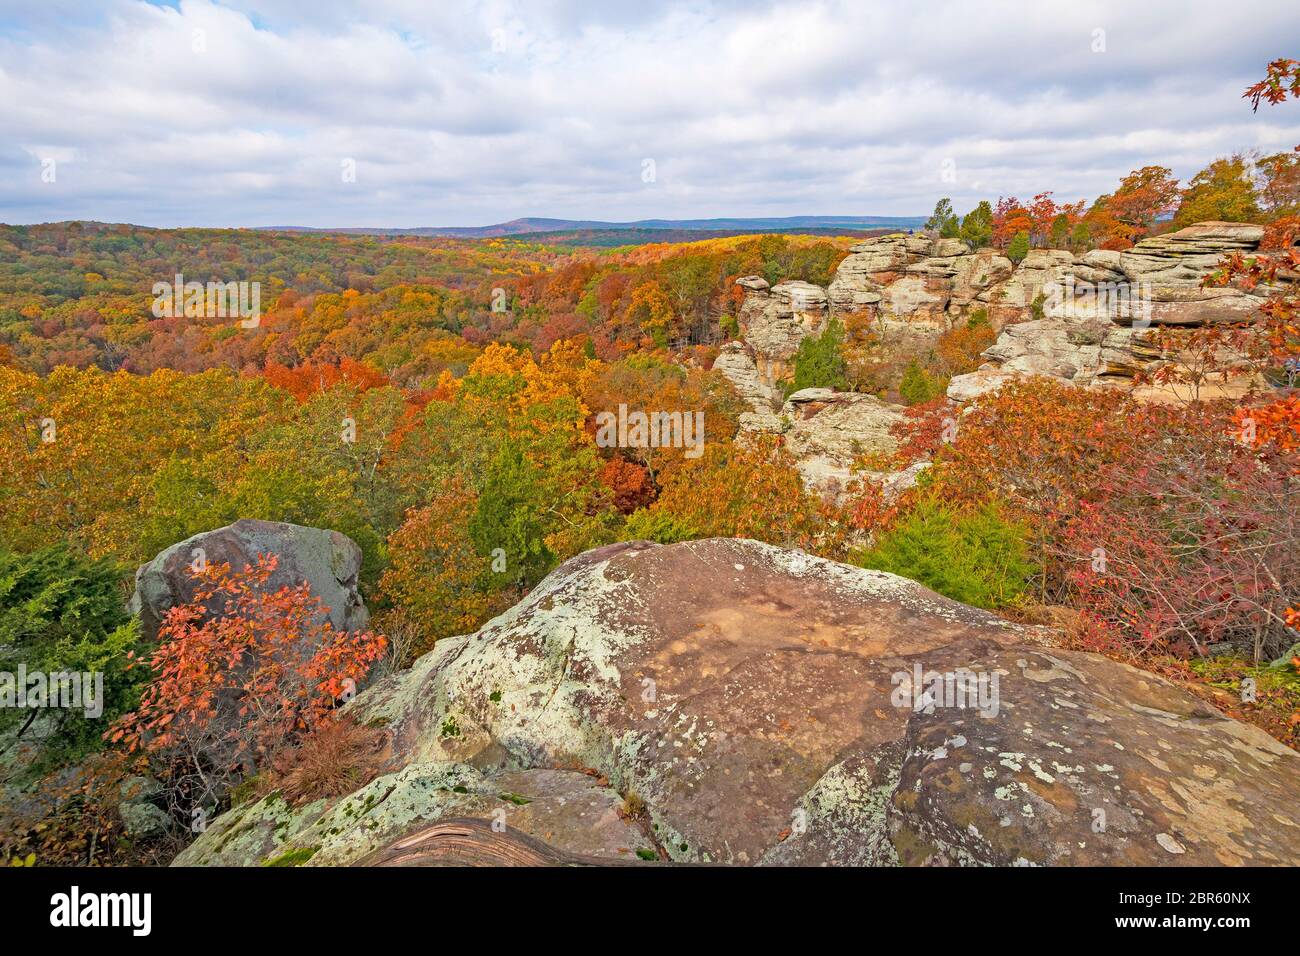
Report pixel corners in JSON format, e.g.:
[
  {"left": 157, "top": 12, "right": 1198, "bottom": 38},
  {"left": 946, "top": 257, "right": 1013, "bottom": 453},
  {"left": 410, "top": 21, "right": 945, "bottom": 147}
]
[
  {"left": 829, "top": 233, "right": 1013, "bottom": 327},
  {"left": 176, "top": 538, "right": 1300, "bottom": 867},
  {"left": 714, "top": 275, "right": 906, "bottom": 496},
  {"left": 735, "top": 277, "right": 829, "bottom": 373},
  {"left": 713, "top": 221, "right": 1282, "bottom": 410},
  {"left": 946, "top": 222, "right": 1278, "bottom": 401}
]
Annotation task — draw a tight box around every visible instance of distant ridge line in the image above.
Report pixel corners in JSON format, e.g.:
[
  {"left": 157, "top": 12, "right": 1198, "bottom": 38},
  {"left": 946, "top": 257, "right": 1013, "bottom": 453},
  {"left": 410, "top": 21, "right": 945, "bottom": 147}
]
[{"left": 256, "top": 215, "right": 927, "bottom": 238}]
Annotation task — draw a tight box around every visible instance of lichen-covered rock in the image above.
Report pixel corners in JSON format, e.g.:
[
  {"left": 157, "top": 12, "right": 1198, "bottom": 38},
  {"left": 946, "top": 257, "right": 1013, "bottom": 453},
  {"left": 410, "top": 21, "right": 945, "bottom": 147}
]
[
  {"left": 129, "top": 518, "right": 369, "bottom": 641},
  {"left": 780, "top": 388, "right": 903, "bottom": 497},
  {"left": 886, "top": 647, "right": 1300, "bottom": 865},
  {"left": 179, "top": 538, "right": 1300, "bottom": 866},
  {"left": 173, "top": 763, "right": 649, "bottom": 867},
  {"left": 117, "top": 775, "right": 170, "bottom": 838},
  {"left": 118, "top": 801, "right": 173, "bottom": 840},
  {"left": 978, "top": 316, "right": 1142, "bottom": 382}
]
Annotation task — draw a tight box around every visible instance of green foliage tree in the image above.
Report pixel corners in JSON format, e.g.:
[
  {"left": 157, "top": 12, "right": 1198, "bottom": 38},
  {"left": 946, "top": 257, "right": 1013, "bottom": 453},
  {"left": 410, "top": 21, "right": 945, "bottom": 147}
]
[
  {"left": 1049, "top": 213, "right": 1071, "bottom": 249},
  {"left": 788, "top": 318, "right": 848, "bottom": 394},
  {"left": 622, "top": 509, "right": 699, "bottom": 544},
  {"left": 851, "top": 498, "right": 1035, "bottom": 610},
  {"left": 898, "top": 358, "right": 943, "bottom": 405},
  {"left": 1007, "top": 230, "right": 1030, "bottom": 264},
  {"left": 959, "top": 201, "right": 994, "bottom": 249},
  {"left": 925, "top": 198, "right": 959, "bottom": 236},
  {"left": 467, "top": 444, "right": 555, "bottom": 590},
  {"left": 0, "top": 545, "right": 147, "bottom": 775},
  {"left": 1070, "top": 221, "right": 1092, "bottom": 251}
]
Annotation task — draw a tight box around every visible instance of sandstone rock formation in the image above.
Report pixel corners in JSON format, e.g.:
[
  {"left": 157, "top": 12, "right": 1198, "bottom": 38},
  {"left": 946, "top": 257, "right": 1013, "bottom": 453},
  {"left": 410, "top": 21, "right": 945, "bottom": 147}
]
[
  {"left": 711, "top": 341, "right": 784, "bottom": 431},
  {"left": 714, "top": 222, "right": 1283, "bottom": 409},
  {"left": 713, "top": 279, "right": 906, "bottom": 498},
  {"left": 781, "top": 388, "right": 902, "bottom": 494},
  {"left": 946, "top": 221, "right": 1279, "bottom": 402},
  {"left": 130, "top": 519, "right": 369, "bottom": 642},
  {"left": 733, "top": 276, "right": 829, "bottom": 388},
  {"left": 828, "top": 233, "right": 1017, "bottom": 330},
  {"left": 176, "top": 538, "right": 1300, "bottom": 867}
]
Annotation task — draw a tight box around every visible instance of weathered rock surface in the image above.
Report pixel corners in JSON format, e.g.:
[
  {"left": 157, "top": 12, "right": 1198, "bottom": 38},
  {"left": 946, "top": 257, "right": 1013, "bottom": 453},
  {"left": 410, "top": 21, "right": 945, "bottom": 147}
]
[
  {"left": 177, "top": 538, "right": 1300, "bottom": 867},
  {"left": 827, "top": 233, "right": 935, "bottom": 315},
  {"left": 711, "top": 341, "right": 783, "bottom": 422},
  {"left": 734, "top": 277, "right": 829, "bottom": 391},
  {"left": 716, "top": 222, "right": 1285, "bottom": 407},
  {"left": 130, "top": 518, "right": 369, "bottom": 641},
  {"left": 945, "top": 221, "right": 1285, "bottom": 401},
  {"left": 1093, "top": 221, "right": 1268, "bottom": 328},
  {"left": 118, "top": 775, "right": 171, "bottom": 839},
  {"left": 828, "top": 234, "right": 1014, "bottom": 334},
  {"left": 173, "top": 763, "right": 650, "bottom": 867},
  {"left": 780, "top": 388, "right": 902, "bottom": 496}
]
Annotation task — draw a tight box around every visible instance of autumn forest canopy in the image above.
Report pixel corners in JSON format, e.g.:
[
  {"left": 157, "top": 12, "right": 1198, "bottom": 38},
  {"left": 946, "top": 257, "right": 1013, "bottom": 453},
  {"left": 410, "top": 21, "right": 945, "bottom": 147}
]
[{"left": 1, "top": 51, "right": 1299, "bottom": 874}]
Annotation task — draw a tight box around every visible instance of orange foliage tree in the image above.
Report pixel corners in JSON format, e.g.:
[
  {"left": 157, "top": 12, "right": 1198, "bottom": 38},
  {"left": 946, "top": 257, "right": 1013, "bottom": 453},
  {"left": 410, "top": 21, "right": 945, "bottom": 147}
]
[
  {"left": 991, "top": 197, "right": 1033, "bottom": 247},
  {"left": 643, "top": 434, "right": 847, "bottom": 555},
  {"left": 1106, "top": 166, "right": 1181, "bottom": 238},
  {"left": 263, "top": 357, "right": 390, "bottom": 401},
  {"left": 110, "top": 555, "right": 386, "bottom": 816}
]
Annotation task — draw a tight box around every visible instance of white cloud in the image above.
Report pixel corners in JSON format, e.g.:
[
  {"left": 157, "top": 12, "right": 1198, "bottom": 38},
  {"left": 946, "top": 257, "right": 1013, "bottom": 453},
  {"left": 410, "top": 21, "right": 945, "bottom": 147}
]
[{"left": 1, "top": 0, "right": 1297, "bottom": 226}]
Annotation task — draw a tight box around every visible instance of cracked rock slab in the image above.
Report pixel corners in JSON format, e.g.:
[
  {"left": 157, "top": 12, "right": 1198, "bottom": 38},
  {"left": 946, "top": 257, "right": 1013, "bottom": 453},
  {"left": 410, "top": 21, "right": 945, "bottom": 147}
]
[{"left": 178, "top": 538, "right": 1300, "bottom": 866}]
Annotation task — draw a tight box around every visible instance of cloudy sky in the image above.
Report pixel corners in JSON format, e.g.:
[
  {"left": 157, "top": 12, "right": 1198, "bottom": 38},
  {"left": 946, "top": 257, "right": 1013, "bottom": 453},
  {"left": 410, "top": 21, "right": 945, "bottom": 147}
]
[{"left": 2, "top": 0, "right": 1298, "bottom": 228}]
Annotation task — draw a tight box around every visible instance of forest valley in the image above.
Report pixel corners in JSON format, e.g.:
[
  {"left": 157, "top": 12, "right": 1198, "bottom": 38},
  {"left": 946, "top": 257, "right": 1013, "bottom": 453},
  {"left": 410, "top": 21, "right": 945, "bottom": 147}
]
[{"left": 0, "top": 58, "right": 1298, "bottom": 866}]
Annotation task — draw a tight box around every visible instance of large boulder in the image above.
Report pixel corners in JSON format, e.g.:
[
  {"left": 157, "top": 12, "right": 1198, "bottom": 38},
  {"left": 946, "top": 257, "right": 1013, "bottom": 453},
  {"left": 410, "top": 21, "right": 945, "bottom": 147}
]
[
  {"left": 130, "top": 519, "right": 369, "bottom": 641},
  {"left": 177, "top": 538, "right": 1300, "bottom": 866}
]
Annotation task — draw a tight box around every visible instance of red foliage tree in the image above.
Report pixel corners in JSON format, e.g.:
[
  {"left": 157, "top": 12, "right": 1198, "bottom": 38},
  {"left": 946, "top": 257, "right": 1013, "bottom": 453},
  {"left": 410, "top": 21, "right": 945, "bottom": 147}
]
[
  {"left": 599, "top": 457, "right": 656, "bottom": 514},
  {"left": 991, "top": 197, "right": 1033, "bottom": 247},
  {"left": 110, "top": 555, "right": 386, "bottom": 815},
  {"left": 1058, "top": 404, "right": 1299, "bottom": 661},
  {"left": 263, "top": 357, "right": 390, "bottom": 401}
]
